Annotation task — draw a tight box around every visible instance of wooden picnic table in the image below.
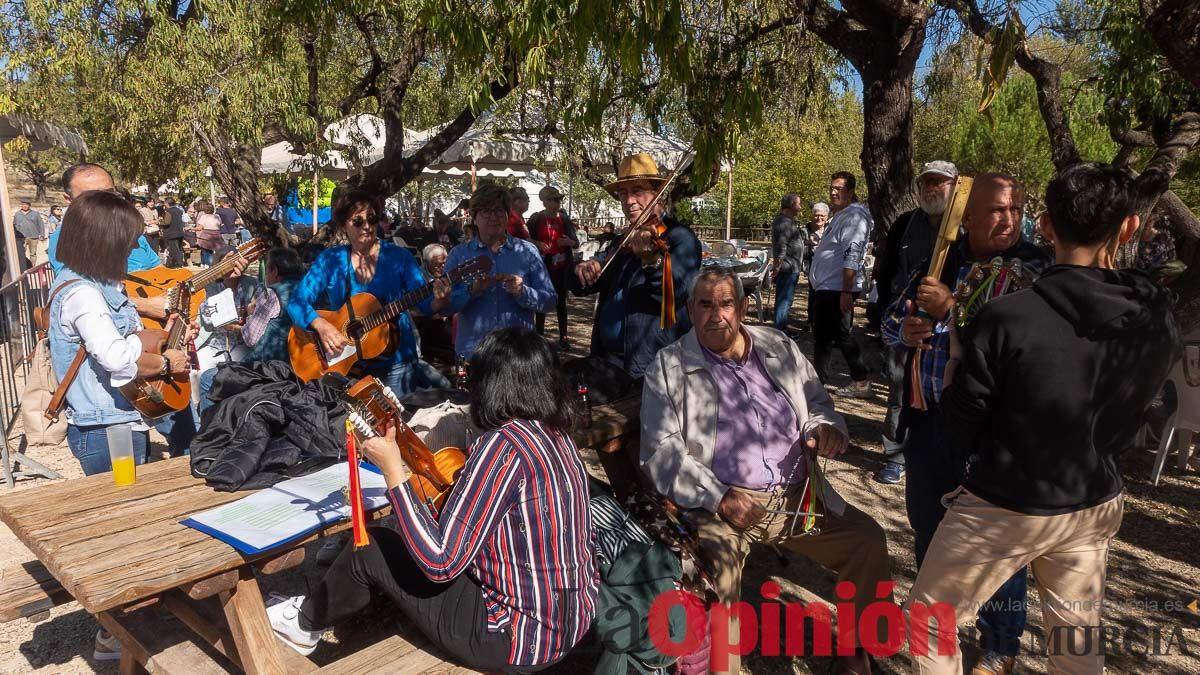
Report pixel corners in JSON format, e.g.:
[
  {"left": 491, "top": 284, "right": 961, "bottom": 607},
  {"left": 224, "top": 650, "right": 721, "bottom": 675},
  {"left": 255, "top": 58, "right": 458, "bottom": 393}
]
[
  {"left": 0, "top": 393, "right": 645, "bottom": 675},
  {"left": 0, "top": 456, "right": 421, "bottom": 674}
]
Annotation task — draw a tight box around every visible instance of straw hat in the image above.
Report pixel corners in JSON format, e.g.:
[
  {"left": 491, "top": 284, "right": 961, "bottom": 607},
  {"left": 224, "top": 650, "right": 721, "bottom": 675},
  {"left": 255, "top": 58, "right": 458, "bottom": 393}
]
[{"left": 604, "top": 153, "right": 666, "bottom": 197}]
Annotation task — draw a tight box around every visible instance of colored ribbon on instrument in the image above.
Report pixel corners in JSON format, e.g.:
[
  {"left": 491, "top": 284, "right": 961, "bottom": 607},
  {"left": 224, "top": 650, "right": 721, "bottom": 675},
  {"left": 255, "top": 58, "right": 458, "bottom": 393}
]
[
  {"left": 345, "top": 419, "right": 369, "bottom": 549},
  {"left": 909, "top": 349, "right": 928, "bottom": 411},
  {"left": 660, "top": 252, "right": 675, "bottom": 329},
  {"left": 798, "top": 455, "right": 823, "bottom": 533}
]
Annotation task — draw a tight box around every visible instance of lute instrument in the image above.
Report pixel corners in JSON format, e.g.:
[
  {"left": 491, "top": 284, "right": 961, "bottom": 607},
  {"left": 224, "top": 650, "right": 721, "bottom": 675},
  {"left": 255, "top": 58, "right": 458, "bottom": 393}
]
[
  {"left": 340, "top": 376, "right": 466, "bottom": 514},
  {"left": 124, "top": 238, "right": 269, "bottom": 329},
  {"left": 118, "top": 288, "right": 194, "bottom": 419},
  {"left": 288, "top": 255, "right": 492, "bottom": 382}
]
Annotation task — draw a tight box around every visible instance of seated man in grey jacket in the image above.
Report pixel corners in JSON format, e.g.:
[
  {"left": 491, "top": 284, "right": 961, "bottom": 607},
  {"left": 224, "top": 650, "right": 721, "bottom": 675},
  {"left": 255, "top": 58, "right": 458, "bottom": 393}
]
[{"left": 641, "top": 267, "right": 892, "bottom": 674}]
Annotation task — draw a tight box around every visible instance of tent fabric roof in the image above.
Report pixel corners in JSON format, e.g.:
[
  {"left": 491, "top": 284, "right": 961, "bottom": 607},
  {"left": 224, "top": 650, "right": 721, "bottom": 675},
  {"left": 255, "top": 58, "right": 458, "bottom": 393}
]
[
  {"left": 253, "top": 113, "right": 688, "bottom": 181},
  {"left": 0, "top": 113, "right": 89, "bottom": 155}
]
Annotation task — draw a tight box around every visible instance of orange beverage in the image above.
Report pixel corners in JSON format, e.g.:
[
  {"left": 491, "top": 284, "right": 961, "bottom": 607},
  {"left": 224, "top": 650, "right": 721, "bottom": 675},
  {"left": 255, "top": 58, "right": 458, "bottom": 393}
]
[{"left": 111, "top": 455, "right": 136, "bottom": 486}]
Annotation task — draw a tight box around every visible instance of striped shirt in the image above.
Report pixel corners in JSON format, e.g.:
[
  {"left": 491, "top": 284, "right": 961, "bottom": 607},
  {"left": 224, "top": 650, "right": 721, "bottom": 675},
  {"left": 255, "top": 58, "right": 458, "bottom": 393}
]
[{"left": 388, "top": 419, "right": 598, "bottom": 667}]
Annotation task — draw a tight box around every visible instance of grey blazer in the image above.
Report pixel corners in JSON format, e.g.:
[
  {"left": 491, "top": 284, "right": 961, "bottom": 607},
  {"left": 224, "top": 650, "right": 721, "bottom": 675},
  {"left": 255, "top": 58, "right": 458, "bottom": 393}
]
[{"left": 640, "top": 324, "right": 848, "bottom": 513}]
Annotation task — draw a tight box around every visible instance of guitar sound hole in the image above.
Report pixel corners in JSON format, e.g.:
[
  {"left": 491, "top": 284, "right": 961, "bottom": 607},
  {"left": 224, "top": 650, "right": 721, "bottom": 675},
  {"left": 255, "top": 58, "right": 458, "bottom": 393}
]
[{"left": 346, "top": 322, "right": 363, "bottom": 340}]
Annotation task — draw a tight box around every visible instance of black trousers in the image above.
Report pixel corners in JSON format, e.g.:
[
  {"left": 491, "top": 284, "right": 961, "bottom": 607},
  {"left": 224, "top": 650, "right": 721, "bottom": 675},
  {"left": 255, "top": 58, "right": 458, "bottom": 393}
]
[
  {"left": 809, "top": 289, "right": 870, "bottom": 382},
  {"left": 880, "top": 346, "right": 907, "bottom": 465},
  {"left": 300, "top": 527, "right": 527, "bottom": 673},
  {"left": 165, "top": 238, "right": 185, "bottom": 268},
  {"left": 535, "top": 263, "right": 570, "bottom": 339}
]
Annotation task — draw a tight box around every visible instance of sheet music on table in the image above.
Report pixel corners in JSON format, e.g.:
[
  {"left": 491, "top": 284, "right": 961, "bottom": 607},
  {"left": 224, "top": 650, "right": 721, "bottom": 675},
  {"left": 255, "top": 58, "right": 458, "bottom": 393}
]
[{"left": 182, "top": 464, "right": 389, "bottom": 555}]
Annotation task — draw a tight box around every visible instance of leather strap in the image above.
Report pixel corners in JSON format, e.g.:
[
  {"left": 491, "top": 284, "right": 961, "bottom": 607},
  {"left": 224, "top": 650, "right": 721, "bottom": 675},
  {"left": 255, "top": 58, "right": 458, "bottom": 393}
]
[{"left": 39, "top": 279, "right": 87, "bottom": 423}]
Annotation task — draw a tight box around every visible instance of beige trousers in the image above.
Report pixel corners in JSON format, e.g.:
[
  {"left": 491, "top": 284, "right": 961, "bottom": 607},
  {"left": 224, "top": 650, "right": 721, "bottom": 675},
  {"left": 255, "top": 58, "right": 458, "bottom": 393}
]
[
  {"left": 690, "top": 485, "right": 892, "bottom": 674},
  {"left": 23, "top": 238, "right": 40, "bottom": 266},
  {"left": 906, "top": 489, "right": 1123, "bottom": 675}
]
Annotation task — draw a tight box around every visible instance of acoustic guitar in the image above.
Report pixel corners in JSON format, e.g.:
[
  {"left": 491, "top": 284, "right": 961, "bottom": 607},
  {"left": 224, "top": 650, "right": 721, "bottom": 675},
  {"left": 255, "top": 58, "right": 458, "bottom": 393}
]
[
  {"left": 340, "top": 375, "right": 466, "bottom": 514},
  {"left": 118, "top": 289, "right": 194, "bottom": 419},
  {"left": 288, "top": 255, "right": 492, "bottom": 383},
  {"left": 124, "top": 238, "right": 269, "bottom": 329}
]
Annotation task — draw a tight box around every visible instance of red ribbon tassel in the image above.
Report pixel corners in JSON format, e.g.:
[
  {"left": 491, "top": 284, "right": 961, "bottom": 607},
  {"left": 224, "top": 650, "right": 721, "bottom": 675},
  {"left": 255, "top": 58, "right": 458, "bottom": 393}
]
[
  {"left": 660, "top": 253, "right": 675, "bottom": 330},
  {"left": 345, "top": 420, "right": 369, "bottom": 548}
]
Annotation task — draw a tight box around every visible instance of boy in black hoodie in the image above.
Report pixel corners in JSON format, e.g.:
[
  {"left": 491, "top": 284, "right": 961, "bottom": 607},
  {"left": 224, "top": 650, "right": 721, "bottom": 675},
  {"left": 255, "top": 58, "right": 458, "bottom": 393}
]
[{"left": 906, "top": 162, "right": 1179, "bottom": 674}]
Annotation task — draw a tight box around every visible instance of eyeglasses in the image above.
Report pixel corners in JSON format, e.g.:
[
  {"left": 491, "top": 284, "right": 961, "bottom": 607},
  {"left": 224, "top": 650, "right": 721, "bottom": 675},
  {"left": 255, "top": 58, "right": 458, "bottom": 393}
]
[
  {"left": 348, "top": 213, "right": 381, "bottom": 229},
  {"left": 475, "top": 208, "right": 508, "bottom": 221}
]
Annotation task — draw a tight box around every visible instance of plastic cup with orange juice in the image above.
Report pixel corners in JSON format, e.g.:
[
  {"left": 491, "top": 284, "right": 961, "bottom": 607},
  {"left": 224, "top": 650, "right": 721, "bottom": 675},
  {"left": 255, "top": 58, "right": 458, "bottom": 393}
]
[{"left": 106, "top": 424, "right": 137, "bottom": 487}]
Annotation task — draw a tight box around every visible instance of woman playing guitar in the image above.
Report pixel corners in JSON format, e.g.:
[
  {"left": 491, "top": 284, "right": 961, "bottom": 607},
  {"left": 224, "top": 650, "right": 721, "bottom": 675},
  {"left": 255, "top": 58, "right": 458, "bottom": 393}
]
[
  {"left": 287, "top": 190, "right": 450, "bottom": 395},
  {"left": 267, "top": 327, "right": 598, "bottom": 672},
  {"left": 47, "top": 190, "right": 196, "bottom": 476}
]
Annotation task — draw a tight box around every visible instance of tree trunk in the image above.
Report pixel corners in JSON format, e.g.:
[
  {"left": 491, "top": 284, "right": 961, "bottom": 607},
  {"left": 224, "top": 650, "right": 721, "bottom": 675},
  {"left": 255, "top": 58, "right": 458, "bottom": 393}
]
[
  {"left": 192, "top": 120, "right": 290, "bottom": 245},
  {"left": 859, "top": 58, "right": 921, "bottom": 232}
]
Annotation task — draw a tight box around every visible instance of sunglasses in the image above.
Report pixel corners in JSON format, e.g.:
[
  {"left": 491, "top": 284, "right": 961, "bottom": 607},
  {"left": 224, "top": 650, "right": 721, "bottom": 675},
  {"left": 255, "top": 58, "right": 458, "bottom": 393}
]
[{"left": 348, "top": 213, "right": 381, "bottom": 229}]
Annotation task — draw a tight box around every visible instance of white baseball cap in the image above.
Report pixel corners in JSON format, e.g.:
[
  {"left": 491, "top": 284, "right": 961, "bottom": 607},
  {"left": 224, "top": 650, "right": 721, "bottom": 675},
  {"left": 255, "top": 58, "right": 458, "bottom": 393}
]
[{"left": 918, "top": 160, "right": 958, "bottom": 180}]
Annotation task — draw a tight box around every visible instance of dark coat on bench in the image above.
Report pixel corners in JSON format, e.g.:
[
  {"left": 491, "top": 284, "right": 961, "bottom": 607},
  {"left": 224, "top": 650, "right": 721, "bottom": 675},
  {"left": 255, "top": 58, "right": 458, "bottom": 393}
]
[{"left": 191, "top": 360, "right": 348, "bottom": 491}]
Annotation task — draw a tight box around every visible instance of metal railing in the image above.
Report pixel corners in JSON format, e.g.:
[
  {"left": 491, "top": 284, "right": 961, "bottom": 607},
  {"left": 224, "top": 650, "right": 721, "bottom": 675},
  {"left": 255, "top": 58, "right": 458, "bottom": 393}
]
[{"left": 1, "top": 262, "right": 62, "bottom": 487}]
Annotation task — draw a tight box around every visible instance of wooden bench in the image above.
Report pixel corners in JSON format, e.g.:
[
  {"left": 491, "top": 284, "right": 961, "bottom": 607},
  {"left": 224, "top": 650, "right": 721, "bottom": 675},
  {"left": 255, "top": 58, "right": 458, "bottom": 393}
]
[
  {"left": 101, "top": 599, "right": 473, "bottom": 675},
  {"left": 0, "top": 559, "right": 71, "bottom": 623}
]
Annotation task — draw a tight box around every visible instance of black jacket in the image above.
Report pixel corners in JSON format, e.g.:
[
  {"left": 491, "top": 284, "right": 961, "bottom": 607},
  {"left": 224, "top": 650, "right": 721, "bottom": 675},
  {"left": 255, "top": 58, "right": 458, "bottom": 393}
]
[
  {"left": 943, "top": 265, "right": 1179, "bottom": 514},
  {"left": 191, "top": 360, "right": 349, "bottom": 491},
  {"left": 570, "top": 216, "right": 701, "bottom": 379}
]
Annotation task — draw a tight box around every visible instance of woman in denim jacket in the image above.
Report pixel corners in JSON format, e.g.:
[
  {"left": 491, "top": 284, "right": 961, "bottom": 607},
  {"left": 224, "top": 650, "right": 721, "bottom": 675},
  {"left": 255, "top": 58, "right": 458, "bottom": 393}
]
[{"left": 47, "top": 191, "right": 193, "bottom": 475}]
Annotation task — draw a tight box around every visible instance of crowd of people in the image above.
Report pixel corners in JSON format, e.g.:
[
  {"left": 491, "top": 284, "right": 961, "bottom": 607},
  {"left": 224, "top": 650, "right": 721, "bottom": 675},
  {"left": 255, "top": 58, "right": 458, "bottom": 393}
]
[{"left": 35, "top": 152, "right": 1181, "bottom": 675}]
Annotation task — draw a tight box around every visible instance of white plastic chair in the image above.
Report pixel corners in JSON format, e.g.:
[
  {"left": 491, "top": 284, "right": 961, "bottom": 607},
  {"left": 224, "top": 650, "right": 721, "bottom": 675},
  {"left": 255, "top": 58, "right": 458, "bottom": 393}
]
[
  {"left": 1151, "top": 348, "right": 1200, "bottom": 485},
  {"left": 739, "top": 251, "right": 771, "bottom": 321},
  {"left": 709, "top": 241, "right": 737, "bottom": 257}
]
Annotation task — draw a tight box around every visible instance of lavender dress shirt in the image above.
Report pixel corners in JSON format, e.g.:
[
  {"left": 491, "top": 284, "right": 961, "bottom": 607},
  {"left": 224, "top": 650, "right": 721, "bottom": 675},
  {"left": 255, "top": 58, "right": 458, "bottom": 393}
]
[{"left": 703, "top": 331, "right": 808, "bottom": 490}]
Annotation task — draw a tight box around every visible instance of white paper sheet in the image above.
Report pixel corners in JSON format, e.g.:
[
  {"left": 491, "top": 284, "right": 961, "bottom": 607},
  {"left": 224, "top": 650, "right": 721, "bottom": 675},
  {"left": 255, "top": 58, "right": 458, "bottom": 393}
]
[{"left": 182, "top": 464, "right": 390, "bottom": 554}]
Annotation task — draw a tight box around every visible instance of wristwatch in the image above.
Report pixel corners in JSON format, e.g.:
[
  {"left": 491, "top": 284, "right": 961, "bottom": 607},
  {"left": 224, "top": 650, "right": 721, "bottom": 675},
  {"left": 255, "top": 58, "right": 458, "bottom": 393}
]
[{"left": 159, "top": 356, "right": 171, "bottom": 378}]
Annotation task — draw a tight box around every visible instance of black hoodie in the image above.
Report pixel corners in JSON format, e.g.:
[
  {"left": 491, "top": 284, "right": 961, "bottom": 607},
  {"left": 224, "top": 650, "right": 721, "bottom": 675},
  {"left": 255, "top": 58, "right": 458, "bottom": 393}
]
[{"left": 943, "top": 265, "right": 1179, "bottom": 515}]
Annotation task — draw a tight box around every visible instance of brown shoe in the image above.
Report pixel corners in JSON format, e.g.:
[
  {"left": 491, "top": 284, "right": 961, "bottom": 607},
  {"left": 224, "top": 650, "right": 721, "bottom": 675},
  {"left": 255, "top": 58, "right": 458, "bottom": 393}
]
[{"left": 971, "top": 651, "right": 1016, "bottom": 675}]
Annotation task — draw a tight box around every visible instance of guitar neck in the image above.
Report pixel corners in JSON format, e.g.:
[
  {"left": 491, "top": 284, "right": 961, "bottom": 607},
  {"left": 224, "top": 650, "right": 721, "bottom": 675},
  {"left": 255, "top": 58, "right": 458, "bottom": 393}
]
[
  {"left": 188, "top": 246, "right": 255, "bottom": 289},
  {"left": 356, "top": 284, "right": 434, "bottom": 333}
]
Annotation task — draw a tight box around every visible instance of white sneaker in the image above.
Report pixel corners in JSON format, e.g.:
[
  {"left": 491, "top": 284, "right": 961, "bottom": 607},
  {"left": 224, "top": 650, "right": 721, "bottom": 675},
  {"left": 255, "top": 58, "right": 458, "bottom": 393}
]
[
  {"left": 835, "top": 381, "right": 874, "bottom": 399},
  {"left": 93, "top": 629, "right": 121, "bottom": 661},
  {"left": 266, "top": 594, "right": 321, "bottom": 656}
]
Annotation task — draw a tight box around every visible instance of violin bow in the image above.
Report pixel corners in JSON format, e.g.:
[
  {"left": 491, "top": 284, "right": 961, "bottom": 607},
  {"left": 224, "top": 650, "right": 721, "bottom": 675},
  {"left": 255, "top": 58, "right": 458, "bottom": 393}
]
[{"left": 597, "top": 149, "right": 698, "bottom": 278}]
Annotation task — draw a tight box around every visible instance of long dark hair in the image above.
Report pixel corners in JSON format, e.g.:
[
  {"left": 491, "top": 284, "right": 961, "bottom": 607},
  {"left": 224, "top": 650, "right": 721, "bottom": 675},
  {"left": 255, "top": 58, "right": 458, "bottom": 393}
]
[
  {"left": 468, "top": 327, "right": 575, "bottom": 431},
  {"left": 56, "top": 190, "right": 143, "bottom": 282}
]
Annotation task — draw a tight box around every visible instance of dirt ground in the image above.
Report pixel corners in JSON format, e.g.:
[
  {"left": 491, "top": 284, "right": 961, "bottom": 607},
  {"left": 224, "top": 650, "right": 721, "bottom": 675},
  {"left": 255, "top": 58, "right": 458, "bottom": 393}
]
[{"left": 1, "top": 285, "right": 1198, "bottom": 674}]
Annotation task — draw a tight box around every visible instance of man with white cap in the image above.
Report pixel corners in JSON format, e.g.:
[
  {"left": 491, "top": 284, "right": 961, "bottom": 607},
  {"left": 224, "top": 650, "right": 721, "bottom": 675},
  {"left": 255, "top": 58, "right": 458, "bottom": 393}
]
[{"left": 870, "top": 160, "right": 957, "bottom": 485}]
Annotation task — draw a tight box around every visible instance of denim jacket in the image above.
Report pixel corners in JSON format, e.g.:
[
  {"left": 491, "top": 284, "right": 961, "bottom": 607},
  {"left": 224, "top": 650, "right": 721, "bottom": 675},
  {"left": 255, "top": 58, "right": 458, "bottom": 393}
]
[{"left": 48, "top": 268, "right": 144, "bottom": 426}]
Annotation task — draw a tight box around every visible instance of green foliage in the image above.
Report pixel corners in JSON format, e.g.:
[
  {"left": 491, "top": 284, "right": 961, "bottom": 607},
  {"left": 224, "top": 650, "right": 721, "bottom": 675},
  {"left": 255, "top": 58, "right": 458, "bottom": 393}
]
[
  {"left": 1082, "top": 0, "right": 1198, "bottom": 132},
  {"left": 943, "top": 74, "right": 1115, "bottom": 207},
  {"left": 681, "top": 92, "right": 864, "bottom": 229}
]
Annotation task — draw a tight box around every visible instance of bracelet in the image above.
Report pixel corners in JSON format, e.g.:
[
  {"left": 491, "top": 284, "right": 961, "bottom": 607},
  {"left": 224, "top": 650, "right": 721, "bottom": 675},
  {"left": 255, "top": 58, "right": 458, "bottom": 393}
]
[{"left": 160, "top": 356, "right": 171, "bottom": 377}]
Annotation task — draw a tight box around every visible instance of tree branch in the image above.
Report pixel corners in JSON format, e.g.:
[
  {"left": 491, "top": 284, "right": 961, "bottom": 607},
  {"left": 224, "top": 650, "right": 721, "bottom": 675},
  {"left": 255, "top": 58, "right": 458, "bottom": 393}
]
[{"left": 942, "top": 0, "right": 1081, "bottom": 169}]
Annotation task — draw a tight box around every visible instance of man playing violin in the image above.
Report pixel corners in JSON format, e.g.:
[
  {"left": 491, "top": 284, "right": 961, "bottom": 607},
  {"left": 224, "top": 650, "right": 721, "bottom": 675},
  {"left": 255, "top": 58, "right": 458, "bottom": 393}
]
[
  {"left": 288, "top": 190, "right": 451, "bottom": 396},
  {"left": 573, "top": 152, "right": 701, "bottom": 378}
]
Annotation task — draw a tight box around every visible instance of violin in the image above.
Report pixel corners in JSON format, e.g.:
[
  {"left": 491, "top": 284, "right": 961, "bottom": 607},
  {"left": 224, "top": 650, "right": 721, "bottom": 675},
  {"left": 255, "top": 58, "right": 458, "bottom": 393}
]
[
  {"left": 598, "top": 151, "right": 696, "bottom": 329},
  {"left": 600, "top": 151, "right": 696, "bottom": 278},
  {"left": 341, "top": 376, "right": 465, "bottom": 514}
]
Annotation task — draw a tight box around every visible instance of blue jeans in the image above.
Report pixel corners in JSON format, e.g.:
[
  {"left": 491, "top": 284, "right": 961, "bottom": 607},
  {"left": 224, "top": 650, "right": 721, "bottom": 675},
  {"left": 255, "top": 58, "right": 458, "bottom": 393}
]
[
  {"left": 67, "top": 423, "right": 150, "bottom": 476},
  {"left": 200, "top": 249, "right": 214, "bottom": 266},
  {"left": 154, "top": 406, "right": 197, "bottom": 457},
  {"left": 199, "top": 367, "right": 219, "bottom": 416},
  {"left": 373, "top": 359, "right": 450, "bottom": 397},
  {"left": 903, "top": 405, "right": 1027, "bottom": 656},
  {"left": 773, "top": 268, "right": 799, "bottom": 332}
]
